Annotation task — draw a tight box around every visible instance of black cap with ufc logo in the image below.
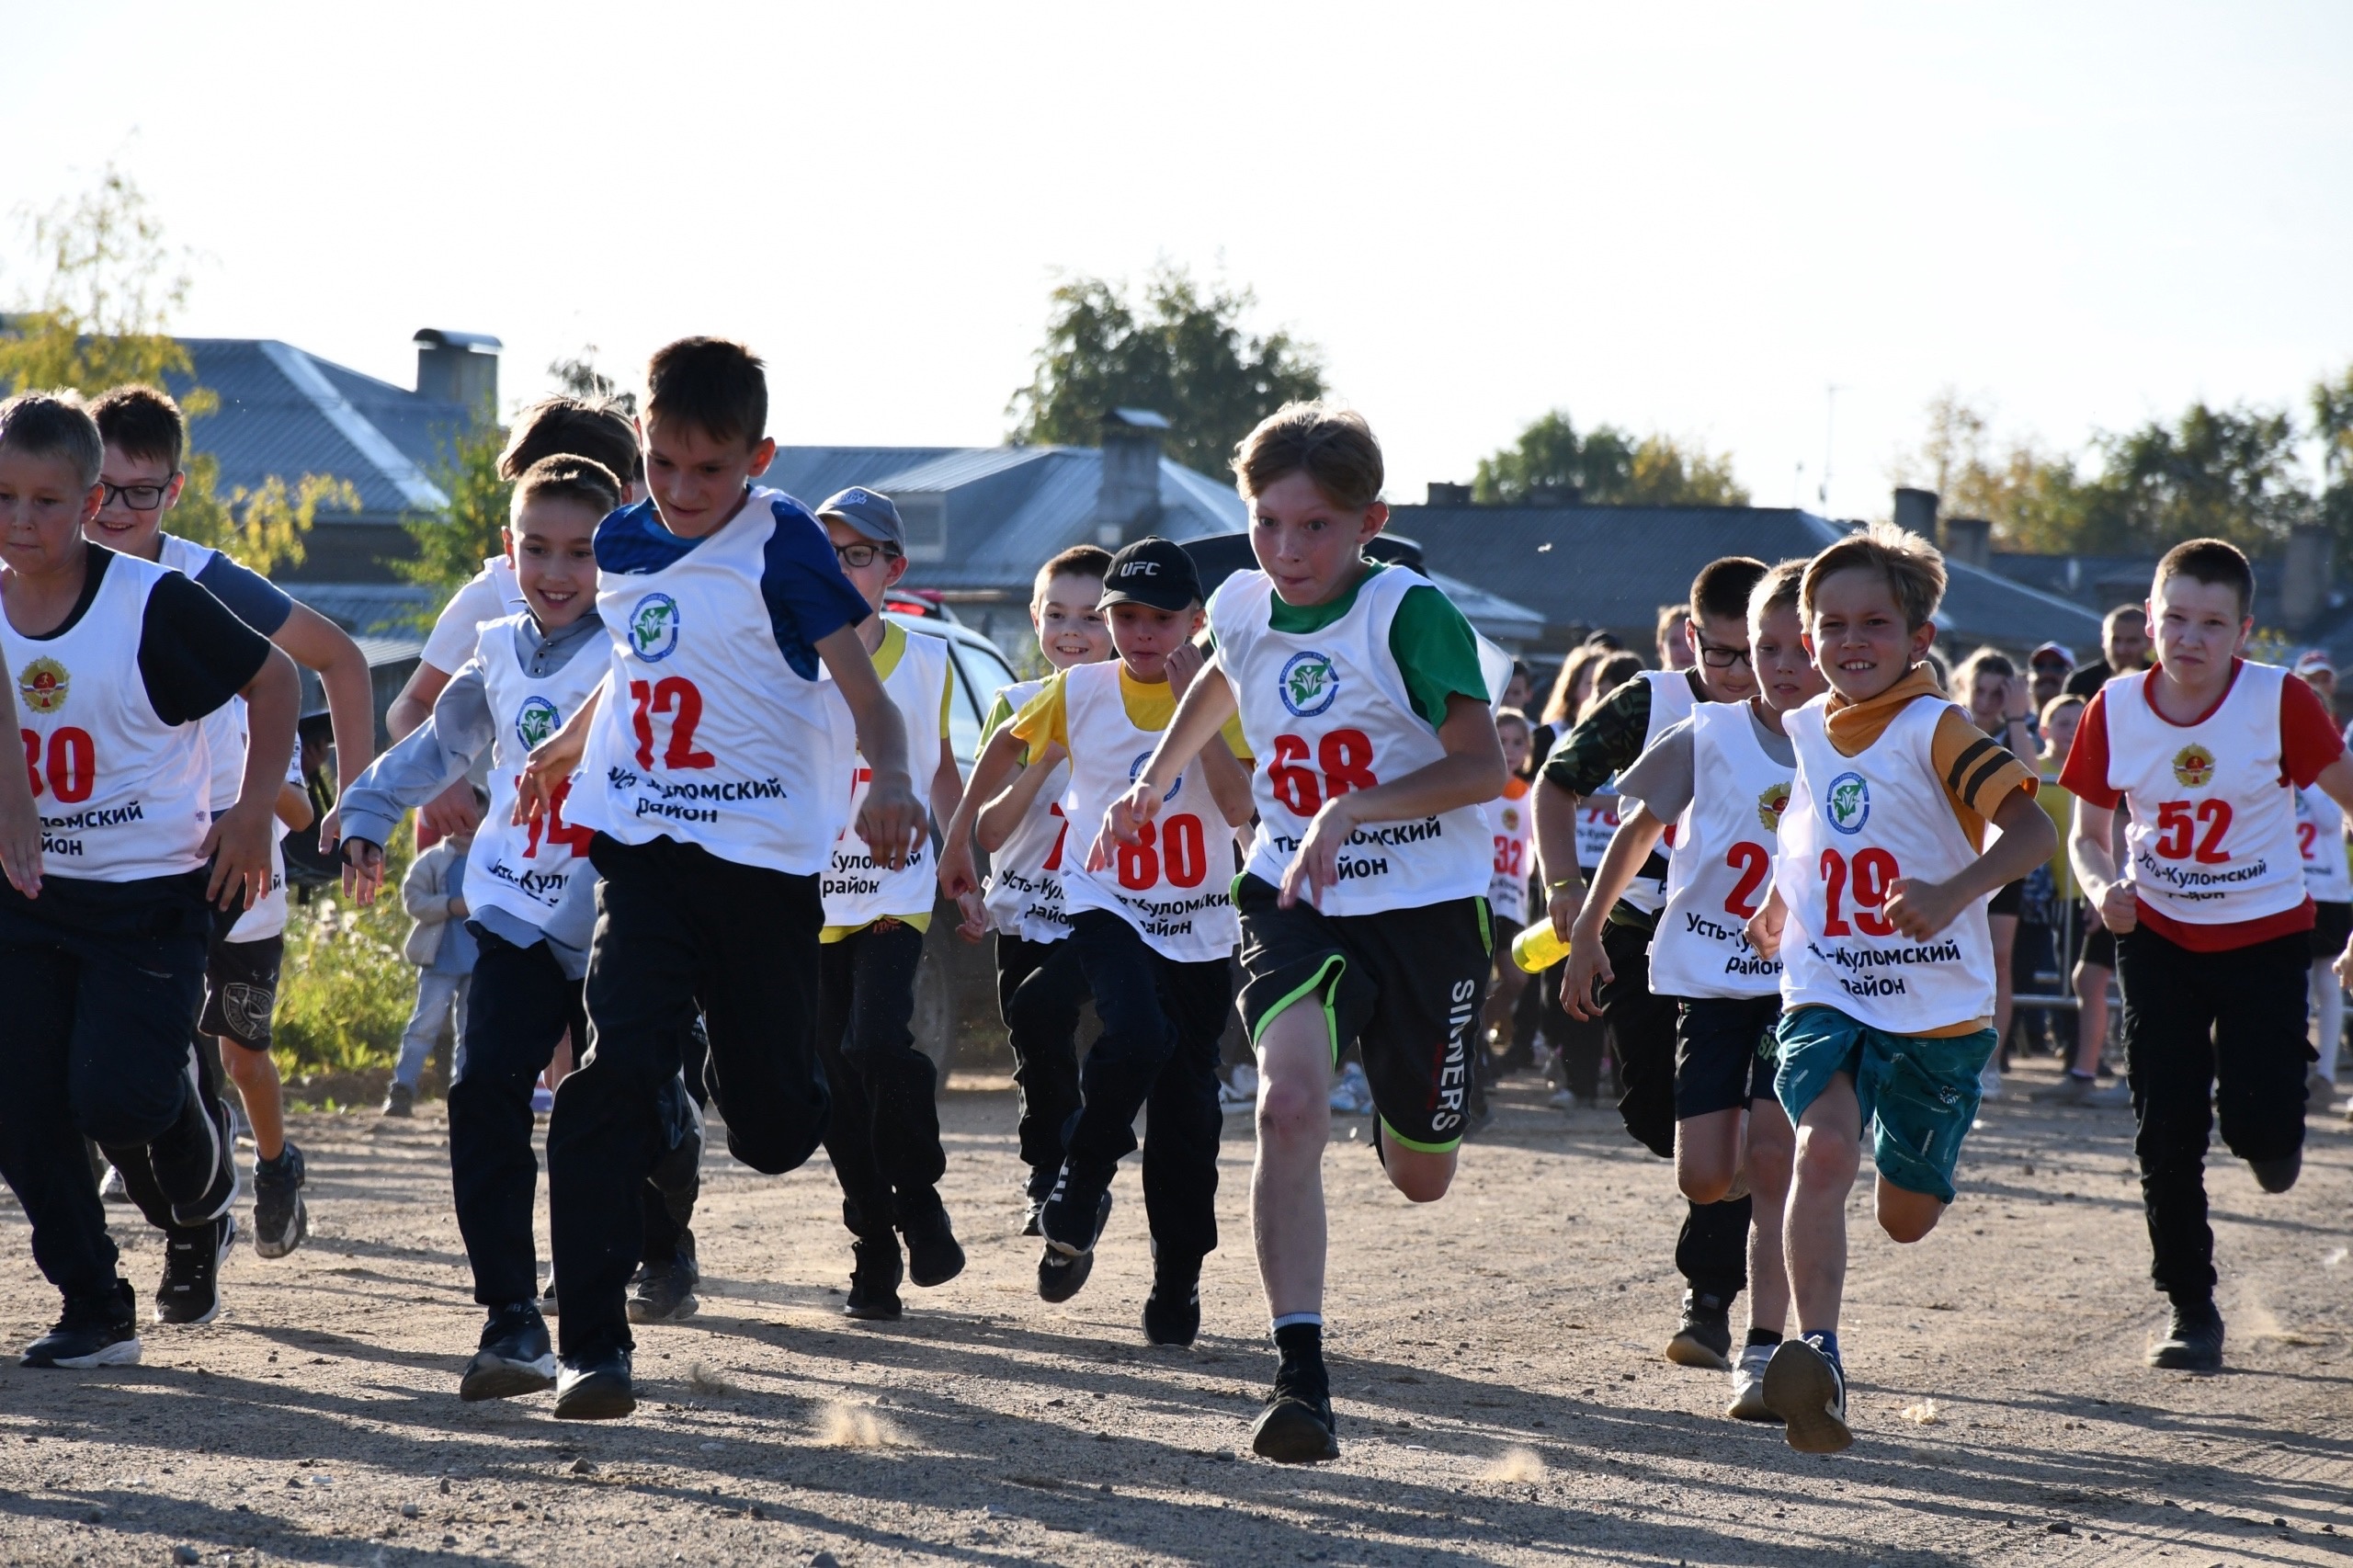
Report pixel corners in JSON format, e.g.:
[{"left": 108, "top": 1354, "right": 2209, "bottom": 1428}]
[{"left": 1097, "top": 536, "right": 1202, "bottom": 613}]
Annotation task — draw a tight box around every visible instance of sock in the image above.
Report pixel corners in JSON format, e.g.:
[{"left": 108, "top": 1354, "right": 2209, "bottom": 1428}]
[
  {"left": 1745, "top": 1326, "right": 1783, "bottom": 1349},
  {"left": 1804, "top": 1328, "right": 1841, "bottom": 1369},
  {"left": 1272, "top": 1318, "right": 1324, "bottom": 1361},
  {"left": 2067, "top": 1068, "right": 2097, "bottom": 1083},
  {"left": 257, "top": 1146, "right": 294, "bottom": 1174}
]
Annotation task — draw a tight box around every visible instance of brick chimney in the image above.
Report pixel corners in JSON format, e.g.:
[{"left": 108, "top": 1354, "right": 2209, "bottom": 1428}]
[
  {"left": 1095, "top": 408, "right": 1168, "bottom": 546},
  {"left": 414, "top": 329, "right": 503, "bottom": 415}
]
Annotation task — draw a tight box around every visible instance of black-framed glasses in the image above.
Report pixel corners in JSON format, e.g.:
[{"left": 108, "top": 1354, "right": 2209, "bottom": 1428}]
[
  {"left": 1695, "top": 633, "right": 1752, "bottom": 670},
  {"left": 834, "top": 540, "right": 901, "bottom": 570},
  {"left": 99, "top": 478, "right": 176, "bottom": 510}
]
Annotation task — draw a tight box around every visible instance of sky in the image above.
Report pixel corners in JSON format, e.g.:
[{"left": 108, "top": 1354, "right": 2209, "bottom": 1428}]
[{"left": 6, "top": 2, "right": 2350, "bottom": 522}]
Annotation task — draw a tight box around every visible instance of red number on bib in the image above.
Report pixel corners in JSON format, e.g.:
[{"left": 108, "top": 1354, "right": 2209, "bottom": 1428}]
[
  {"left": 2300, "top": 820, "right": 2319, "bottom": 862},
  {"left": 1162, "top": 813, "right": 1208, "bottom": 888},
  {"left": 1494, "top": 835, "right": 1525, "bottom": 877},
  {"left": 522, "top": 778, "right": 594, "bottom": 858},
  {"left": 2153, "top": 798, "right": 2233, "bottom": 864},
  {"left": 1819, "top": 846, "right": 1903, "bottom": 937},
  {"left": 1267, "top": 729, "right": 1380, "bottom": 817},
  {"left": 20, "top": 727, "right": 96, "bottom": 802},
  {"left": 1115, "top": 821, "right": 1159, "bottom": 890},
  {"left": 1722, "top": 841, "right": 1771, "bottom": 919},
  {"left": 1267, "top": 734, "right": 1322, "bottom": 815},
  {"left": 1319, "top": 729, "right": 1378, "bottom": 795},
  {"left": 628, "top": 677, "right": 715, "bottom": 770},
  {"left": 1041, "top": 801, "right": 1069, "bottom": 871}
]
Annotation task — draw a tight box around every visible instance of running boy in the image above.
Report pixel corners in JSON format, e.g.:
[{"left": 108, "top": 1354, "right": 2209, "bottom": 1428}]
[
  {"left": 515, "top": 338, "right": 925, "bottom": 1419},
  {"left": 1563, "top": 559, "right": 1824, "bottom": 1421},
  {"left": 808, "top": 486, "right": 970, "bottom": 1321},
  {"left": 87, "top": 383, "right": 379, "bottom": 1269},
  {"left": 0, "top": 392, "right": 298, "bottom": 1366},
  {"left": 1013, "top": 538, "right": 1255, "bottom": 1336},
  {"left": 1745, "top": 523, "right": 2053, "bottom": 1451},
  {"left": 337, "top": 456, "right": 631, "bottom": 1400},
  {"left": 936, "top": 545, "right": 1113, "bottom": 1235},
  {"left": 1105, "top": 406, "right": 1504, "bottom": 1463},
  {"left": 2061, "top": 539, "right": 2353, "bottom": 1374},
  {"left": 1531, "top": 555, "right": 1768, "bottom": 1369},
  {"left": 1480, "top": 709, "right": 1537, "bottom": 1064}
]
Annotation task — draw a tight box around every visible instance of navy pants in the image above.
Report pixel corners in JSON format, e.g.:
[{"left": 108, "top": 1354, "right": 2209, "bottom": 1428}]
[
  {"left": 814, "top": 919, "right": 945, "bottom": 1239},
  {"left": 996, "top": 932, "right": 1091, "bottom": 1200}
]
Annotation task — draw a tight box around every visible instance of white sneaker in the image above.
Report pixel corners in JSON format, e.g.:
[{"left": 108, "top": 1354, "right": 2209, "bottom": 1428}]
[
  {"left": 99, "top": 1165, "right": 131, "bottom": 1205},
  {"left": 1329, "top": 1062, "right": 1372, "bottom": 1115},
  {"left": 1548, "top": 1086, "right": 1579, "bottom": 1110},
  {"left": 1977, "top": 1061, "right": 2005, "bottom": 1102},
  {"left": 1725, "top": 1343, "right": 1776, "bottom": 1422},
  {"left": 1218, "top": 1062, "right": 1258, "bottom": 1113}
]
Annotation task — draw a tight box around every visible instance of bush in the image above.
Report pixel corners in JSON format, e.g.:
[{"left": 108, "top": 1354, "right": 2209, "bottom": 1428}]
[{"left": 272, "top": 821, "right": 419, "bottom": 1078}]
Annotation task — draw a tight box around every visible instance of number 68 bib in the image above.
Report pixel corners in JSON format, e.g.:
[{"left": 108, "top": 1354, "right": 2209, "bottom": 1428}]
[
  {"left": 1058, "top": 660, "right": 1238, "bottom": 962},
  {"left": 1774, "top": 695, "right": 1995, "bottom": 1031}
]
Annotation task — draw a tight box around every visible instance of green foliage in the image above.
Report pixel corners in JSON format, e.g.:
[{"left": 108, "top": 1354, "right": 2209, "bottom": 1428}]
[
  {"left": 395, "top": 415, "right": 512, "bottom": 605},
  {"left": 0, "top": 164, "right": 349, "bottom": 573},
  {"left": 550, "top": 345, "right": 637, "bottom": 417},
  {"left": 1472, "top": 411, "right": 1750, "bottom": 506},
  {"left": 1007, "top": 265, "right": 1326, "bottom": 477},
  {"left": 273, "top": 821, "right": 418, "bottom": 1077}
]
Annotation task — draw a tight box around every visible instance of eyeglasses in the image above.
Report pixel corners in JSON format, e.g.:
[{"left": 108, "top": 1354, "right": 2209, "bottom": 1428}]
[
  {"left": 834, "top": 541, "right": 902, "bottom": 570},
  {"left": 99, "top": 479, "right": 175, "bottom": 510},
  {"left": 1695, "top": 634, "right": 1752, "bottom": 670}
]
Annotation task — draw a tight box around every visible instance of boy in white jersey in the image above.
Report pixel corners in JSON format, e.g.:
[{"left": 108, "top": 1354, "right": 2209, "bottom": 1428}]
[
  {"left": 0, "top": 392, "right": 299, "bottom": 1369},
  {"left": 936, "top": 546, "right": 1113, "bottom": 1235},
  {"left": 806, "top": 487, "right": 971, "bottom": 1319},
  {"left": 2290, "top": 652, "right": 2350, "bottom": 1102},
  {"left": 2061, "top": 539, "right": 2353, "bottom": 1374},
  {"left": 514, "top": 339, "right": 925, "bottom": 1419},
  {"left": 1010, "top": 537, "right": 1255, "bottom": 1337},
  {"left": 86, "top": 383, "right": 380, "bottom": 1277},
  {"left": 1564, "top": 560, "right": 1824, "bottom": 1421},
  {"left": 1107, "top": 407, "right": 1505, "bottom": 1464},
  {"left": 1745, "top": 524, "right": 2052, "bottom": 1451},
  {"left": 1478, "top": 709, "right": 1537, "bottom": 1063}
]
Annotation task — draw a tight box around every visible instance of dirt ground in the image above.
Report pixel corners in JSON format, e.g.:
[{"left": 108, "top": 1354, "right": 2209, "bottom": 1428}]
[{"left": 2, "top": 1056, "right": 2350, "bottom": 1568}]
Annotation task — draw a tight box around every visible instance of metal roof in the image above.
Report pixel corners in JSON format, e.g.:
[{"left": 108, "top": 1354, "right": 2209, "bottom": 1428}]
[{"left": 1393, "top": 502, "right": 2105, "bottom": 655}]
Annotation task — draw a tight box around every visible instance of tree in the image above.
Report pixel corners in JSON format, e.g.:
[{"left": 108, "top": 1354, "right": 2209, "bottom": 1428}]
[
  {"left": 548, "top": 345, "right": 636, "bottom": 417},
  {"left": 0, "top": 164, "right": 354, "bottom": 574},
  {"left": 1472, "top": 410, "right": 1749, "bottom": 506},
  {"left": 2314, "top": 368, "right": 2353, "bottom": 545},
  {"left": 1006, "top": 265, "right": 1326, "bottom": 477}
]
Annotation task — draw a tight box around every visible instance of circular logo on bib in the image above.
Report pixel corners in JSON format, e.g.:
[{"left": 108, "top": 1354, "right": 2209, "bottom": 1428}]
[
  {"left": 1500, "top": 805, "right": 1520, "bottom": 832},
  {"left": 1756, "top": 780, "right": 1791, "bottom": 833},
  {"left": 1130, "top": 750, "right": 1181, "bottom": 801},
  {"left": 629, "top": 593, "right": 682, "bottom": 662},
  {"left": 1279, "top": 652, "right": 1339, "bottom": 717},
  {"left": 1824, "top": 771, "right": 1870, "bottom": 835},
  {"left": 17, "top": 656, "right": 67, "bottom": 715},
  {"left": 2172, "top": 743, "right": 2215, "bottom": 788},
  {"left": 515, "top": 696, "right": 561, "bottom": 751}
]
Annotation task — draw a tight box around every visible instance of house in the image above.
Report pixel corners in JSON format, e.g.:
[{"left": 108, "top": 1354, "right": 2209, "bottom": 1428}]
[{"left": 1392, "top": 484, "right": 2105, "bottom": 661}]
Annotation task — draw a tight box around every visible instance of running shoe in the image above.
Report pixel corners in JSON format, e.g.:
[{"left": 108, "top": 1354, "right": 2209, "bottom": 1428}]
[
  {"left": 1038, "top": 1183, "right": 1113, "bottom": 1304},
  {"left": 1761, "top": 1335, "right": 1851, "bottom": 1453},
  {"left": 843, "top": 1235, "right": 904, "bottom": 1322},
  {"left": 460, "top": 1301, "right": 557, "bottom": 1401},
  {"left": 1665, "top": 1290, "right": 1733, "bottom": 1370},
  {"left": 251, "top": 1142, "right": 309, "bottom": 1259},
  {"left": 23, "top": 1281, "right": 141, "bottom": 1369},
  {"left": 2149, "top": 1301, "right": 2224, "bottom": 1371},
  {"left": 552, "top": 1346, "right": 634, "bottom": 1421},
  {"left": 2035, "top": 1073, "right": 2130, "bottom": 1108},
  {"left": 1019, "top": 1196, "right": 1047, "bottom": 1237},
  {"left": 155, "top": 1213, "right": 237, "bottom": 1326},
  {"left": 626, "top": 1256, "right": 699, "bottom": 1324},
  {"left": 1250, "top": 1360, "right": 1339, "bottom": 1463},
  {"left": 99, "top": 1164, "right": 131, "bottom": 1205},
  {"left": 381, "top": 1080, "right": 415, "bottom": 1118},
  {"left": 1548, "top": 1086, "right": 1580, "bottom": 1110},
  {"left": 1976, "top": 1060, "right": 2004, "bottom": 1103},
  {"left": 1328, "top": 1062, "right": 1373, "bottom": 1116},
  {"left": 1725, "top": 1343, "right": 1779, "bottom": 1422},
  {"left": 1217, "top": 1063, "right": 1258, "bottom": 1114},
  {"left": 900, "top": 1192, "right": 965, "bottom": 1288},
  {"left": 1142, "top": 1249, "right": 1201, "bottom": 1347}
]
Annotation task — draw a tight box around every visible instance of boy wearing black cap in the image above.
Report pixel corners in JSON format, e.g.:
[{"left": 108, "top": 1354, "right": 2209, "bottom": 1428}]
[
  {"left": 810, "top": 487, "right": 971, "bottom": 1320},
  {"left": 1008, "top": 536, "right": 1256, "bottom": 1340}
]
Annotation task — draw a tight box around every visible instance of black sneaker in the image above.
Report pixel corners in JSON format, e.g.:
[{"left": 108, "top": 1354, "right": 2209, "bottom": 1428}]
[
  {"left": 155, "top": 1213, "right": 237, "bottom": 1326},
  {"left": 460, "top": 1302, "right": 557, "bottom": 1402},
  {"left": 1019, "top": 1198, "right": 1046, "bottom": 1238},
  {"left": 1250, "top": 1362, "right": 1340, "bottom": 1463},
  {"left": 2149, "top": 1301, "right": 2225, "bottom": 1372},
  {"left": 648, "top": 1075, "right": 704, "bottom": 1228},
  {"left": 900, "top": 1193, "right": 965, "bottom": 1289},
  {"left": 626, "top": 1256, "right": 699, "bottom": 1324},
  {"left": 381, "top": 1080, "right": 415, "bottom": 1118},
  {"left": 552, "top": 1346, "right": 634, "bottom": 1420},
  {"left": 1142, "top": 1255, "right": 1201, "bottom": 1347},
  {"left": 1037, "top": 1187, "right": 1113, "bottom": 1304},
  {"left": 1665, "top": 1290, "right": 1733, "bottom": 1370},
  {"left": 1039, "top": 1163, "right": 1113, "bottom": 1256},
  {"left": 2251, "top": 1150, "right": 2302, "bottom": 1194},
  {"left": 23, "top": 1281, "right": 141, "bottom": 1369},
  {"left": 843, "top": 1236, "right": 904, "bottom": 1322},
  {"left": 1761, "top": 1335, "right": 1851, "bottom": 1453},
  {"left": 252, "top": 1142, "right": 309, "bottom": 1260}
]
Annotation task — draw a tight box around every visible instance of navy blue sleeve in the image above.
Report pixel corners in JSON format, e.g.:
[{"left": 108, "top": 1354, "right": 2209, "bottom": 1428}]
[
  {"left": 192, "top": 551, "right": 295, "bottom": 638},
  {"left": 758, "top": 496, "right": 870, "bottom": 680},
  {"left": 140, "top": 572, "right": 273, "bottom": 725}
]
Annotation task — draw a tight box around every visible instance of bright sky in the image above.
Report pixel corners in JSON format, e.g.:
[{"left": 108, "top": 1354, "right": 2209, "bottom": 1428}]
[{"left": 9, "top": 2, "right": 2350, "bottom": 522}]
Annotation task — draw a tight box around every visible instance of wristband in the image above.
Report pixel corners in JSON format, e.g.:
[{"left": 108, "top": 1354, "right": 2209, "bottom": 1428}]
[
  {"left": 1547, "top": 879, "right": 1581, "bottom": 893},
  {"left": 2003, "top": 713, "right": 2033, "bottom": 724}
]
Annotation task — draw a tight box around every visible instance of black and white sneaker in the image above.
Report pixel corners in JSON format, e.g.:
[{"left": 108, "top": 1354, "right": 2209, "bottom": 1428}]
[
  {"left": 99, "top": 1164, "right": 131, "bottom": 1205},
  {"left": 1251, "top": 1362, "right": 1340, "bottom": 1463},
  {"left": 24, "top": 1281, "right": 142, "bottom": 1369},
  {"left": 1036, "top": 1179, "right": 1113, "bottom": 1304},
  {"left": 460, "top": 1301, "right": 557, "bottom": 1401},
  {"left": 900, "top": 1192, "right": 965, "bottom": 1289},
  {"left": 252, "top": 1142, "right": 309, "bottom": 1259},
  {"left": 1666, "top": 1290, "right": 1733, "bottom": 1370},
  {"left": 552, "top": 1346, "right": 634, "bottom": 1421},
  {"left": 155, "top": 1213, "right": 237, "bottom": 1326},
  {"left": 1142, "top": 1253, "right": 1201, "bottom": 1347},
  {"left": 1761, "top": 1335, "right": 1851, "bottom": 1453},
  {"left": 626, "top": 1256, "right": 699, "bottom": 1324},
  {"left": 1019, "top": 1197, "right": 1046, "bottom": 1238}
]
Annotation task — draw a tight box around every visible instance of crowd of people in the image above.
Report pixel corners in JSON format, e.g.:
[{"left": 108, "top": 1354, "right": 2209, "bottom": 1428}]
[{"left": 0, "top": 339, "right": 2341, "bottom": 1467}]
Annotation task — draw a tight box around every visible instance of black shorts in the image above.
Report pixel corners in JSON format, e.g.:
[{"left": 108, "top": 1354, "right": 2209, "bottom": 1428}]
[
  {"left": 2313, "top": 901, "right": 2352, "bottom": 960},
  {"left": 2075, "top": 906, "right": 2116, "bottom": 970},
  {"left": 1675, "top": 994, "right": 1781, "bottom": 1119},
  {"left": 201, "top": 926, "right": 285, "bottom": 1052},
  {"left": 1988, "top": 879, "right": 2024, "bottom": 918},
  {"left": 1233, "top": 874, "right": 1491, "bottom": 1152}
]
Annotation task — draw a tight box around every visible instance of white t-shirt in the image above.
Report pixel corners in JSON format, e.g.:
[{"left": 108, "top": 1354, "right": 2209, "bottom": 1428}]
[{"left": 421, "top": 557, "right": 529, "bottom": 673}]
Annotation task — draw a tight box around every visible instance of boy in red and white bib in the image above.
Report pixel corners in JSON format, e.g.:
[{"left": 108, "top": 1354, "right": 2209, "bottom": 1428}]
[
  {"left": 2060, "top": 538, "right": 2353, "bottom": 1375},
  {"left": 1745, "top": 525, "right": 2054, "bottom": 1453}
]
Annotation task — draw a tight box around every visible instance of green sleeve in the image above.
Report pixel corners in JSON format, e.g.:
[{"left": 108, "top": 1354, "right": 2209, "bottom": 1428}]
[
  {"left": 978, "top": 689, "right": 1016, "bottom": 748},
  {"left": 1539, "top": 676, "right": 1654, "bottom": 797},
  {"left": 1389, "top": 585, "right": 1489, "bottom": 730}
]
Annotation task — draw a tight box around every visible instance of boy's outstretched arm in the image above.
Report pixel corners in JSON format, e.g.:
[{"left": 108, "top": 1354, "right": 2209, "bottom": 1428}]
[
  {"left": 1531, "top": 778, "right": 1585, "bottom": 941},
  {"left": 1279, "top": 691, "right": 1506, "bottom": 909},
  {"left": 0, "top": 676, "right": 41, "bottom": 897},
  {"left": 939, "top": 724, "right": 1028, "bottom": 900},
  {"left": 814, "top": 623, "right": 926, "bottom": 871},
  {"left": 2068, "top": 797, "right": 2137, "bottom": 936},
  {"left": 1883, "top": 790, "right": 2056, "bottom": 939},
  {"left": 337, "top": 661, "right": 500, "bottom": 905},
  {"left": 976, "top": 737, "right": 1061, "bottom": 853},
  {"left": 1102, "top": 653, "right": 1239, "bottom": 852},
  {"left": 205, "top": 646, "right": 301, "bottom": 912},
  {"left": 271, "top": 601, "right": 377, "bottom": 852},
  {"left": 1560, "top": 803, "right": 1669, "bottom": 1019},
  {"left": 1164, "top": 642, "right": 1255, "bottom": 829}
]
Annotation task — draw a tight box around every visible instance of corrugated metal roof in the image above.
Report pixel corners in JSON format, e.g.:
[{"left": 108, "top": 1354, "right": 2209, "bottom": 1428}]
[{"left": 289, "top": 583, "right": 438, "bottom": 638}]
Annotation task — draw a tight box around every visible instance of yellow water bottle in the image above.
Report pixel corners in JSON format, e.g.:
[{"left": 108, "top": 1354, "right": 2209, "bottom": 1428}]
[{"left": 1510, "top": 920, "right": 1572, "bottom": 974}]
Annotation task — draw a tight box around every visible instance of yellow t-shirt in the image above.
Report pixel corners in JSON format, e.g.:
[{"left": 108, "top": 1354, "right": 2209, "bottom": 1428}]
[
  {"left": 1008, "top": 665, "right": 1251, "bottom": 761},
  {"left": 819, "top": 620, "right": 957, "bottom": 943}
]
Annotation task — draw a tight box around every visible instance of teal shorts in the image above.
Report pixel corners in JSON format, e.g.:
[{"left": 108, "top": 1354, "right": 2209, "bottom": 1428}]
[{"left": 1772, "top": 1006, "right": 1995, "bottom": 1203}]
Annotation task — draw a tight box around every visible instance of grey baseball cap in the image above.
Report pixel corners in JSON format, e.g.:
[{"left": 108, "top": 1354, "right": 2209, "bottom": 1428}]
[{"left": 815, "top": 487, "right": 905, "bottom": 551}]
